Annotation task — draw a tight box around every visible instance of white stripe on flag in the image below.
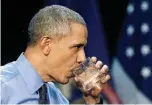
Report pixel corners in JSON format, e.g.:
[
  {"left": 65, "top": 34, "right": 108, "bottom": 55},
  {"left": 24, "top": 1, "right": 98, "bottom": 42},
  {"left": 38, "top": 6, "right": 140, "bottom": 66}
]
[{"left": 111, "top": 58, "right": 152, "bottom": 104}]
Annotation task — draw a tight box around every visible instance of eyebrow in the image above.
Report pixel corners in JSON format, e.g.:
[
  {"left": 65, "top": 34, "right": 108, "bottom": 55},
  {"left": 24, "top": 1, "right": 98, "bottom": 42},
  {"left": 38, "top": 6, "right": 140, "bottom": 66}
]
[{"left": 70, "top": 39, "right": 87, "bottom": 48}]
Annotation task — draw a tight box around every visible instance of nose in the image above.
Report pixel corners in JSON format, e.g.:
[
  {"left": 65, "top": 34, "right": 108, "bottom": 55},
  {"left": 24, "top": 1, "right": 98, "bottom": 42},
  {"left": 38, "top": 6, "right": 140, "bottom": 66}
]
[{"left": 77, "top": 49, "right": 86, "bottom": 64}]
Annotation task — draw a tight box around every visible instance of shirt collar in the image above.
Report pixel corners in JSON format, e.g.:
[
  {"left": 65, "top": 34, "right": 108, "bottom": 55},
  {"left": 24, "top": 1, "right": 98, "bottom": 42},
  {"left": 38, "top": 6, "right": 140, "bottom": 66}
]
[{"left": 16, "top": 52, "right": 43, "bottom": 94}]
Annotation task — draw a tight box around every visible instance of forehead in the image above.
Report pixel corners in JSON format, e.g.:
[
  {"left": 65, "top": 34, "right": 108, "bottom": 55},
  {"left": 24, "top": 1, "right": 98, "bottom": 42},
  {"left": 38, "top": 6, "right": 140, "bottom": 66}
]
[
  {"left": 70, "top": 22, "right": 88, "bottom": 37},
  {"left": 67, "top": 23, "right": 88, "bottom": 44},
  {"left": 55, "top": 23, "right": 88, "bottom": 46}
]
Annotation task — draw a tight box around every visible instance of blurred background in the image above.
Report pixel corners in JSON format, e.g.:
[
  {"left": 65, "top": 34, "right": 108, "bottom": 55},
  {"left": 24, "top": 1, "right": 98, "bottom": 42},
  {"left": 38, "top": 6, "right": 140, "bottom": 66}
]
[{"left": 2, "top": 0, "right": 152, "bottom": 104}]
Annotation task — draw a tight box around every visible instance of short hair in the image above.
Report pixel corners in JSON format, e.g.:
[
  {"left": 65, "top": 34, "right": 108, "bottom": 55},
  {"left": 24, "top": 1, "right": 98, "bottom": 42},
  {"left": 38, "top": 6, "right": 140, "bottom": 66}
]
[{"left": 28, "top": 5, "right": 86, "bottom": 46}]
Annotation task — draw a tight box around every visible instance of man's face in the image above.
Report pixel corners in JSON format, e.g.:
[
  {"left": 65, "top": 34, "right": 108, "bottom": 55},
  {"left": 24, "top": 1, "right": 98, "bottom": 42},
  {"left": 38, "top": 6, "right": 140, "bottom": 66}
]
[{"left": 46, "top": 23, "right": 88, "bottom": 84}]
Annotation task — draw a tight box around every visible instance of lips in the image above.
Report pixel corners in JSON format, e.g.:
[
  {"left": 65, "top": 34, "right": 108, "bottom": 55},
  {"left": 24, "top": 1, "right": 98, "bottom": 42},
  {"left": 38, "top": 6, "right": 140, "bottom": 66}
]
[
  {"left": 68, "top": 70, "right": 75, "bottom": 78},
  {"left": 69, "top": 65, "right": 81, "bottom": 78}
]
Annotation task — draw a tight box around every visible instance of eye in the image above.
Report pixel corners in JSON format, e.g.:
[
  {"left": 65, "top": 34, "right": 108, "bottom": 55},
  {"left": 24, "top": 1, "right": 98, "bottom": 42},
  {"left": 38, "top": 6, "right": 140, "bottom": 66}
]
[{"left": 75, "top": 44, "right": 84, "bottom": 49}]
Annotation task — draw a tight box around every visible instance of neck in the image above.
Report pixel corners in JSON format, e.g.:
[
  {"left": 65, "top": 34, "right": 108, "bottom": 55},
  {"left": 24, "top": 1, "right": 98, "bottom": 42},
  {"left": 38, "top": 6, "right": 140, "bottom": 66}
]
[{"left": 24, "top": 46, "right": 55, "bottom": 82}]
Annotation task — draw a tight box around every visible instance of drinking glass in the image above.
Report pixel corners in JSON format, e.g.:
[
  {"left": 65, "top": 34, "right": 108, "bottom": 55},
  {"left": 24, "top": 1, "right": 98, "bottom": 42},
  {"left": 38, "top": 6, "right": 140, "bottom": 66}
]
[{"left": 73, "top": 57, "right": 106, "bottom": 93}]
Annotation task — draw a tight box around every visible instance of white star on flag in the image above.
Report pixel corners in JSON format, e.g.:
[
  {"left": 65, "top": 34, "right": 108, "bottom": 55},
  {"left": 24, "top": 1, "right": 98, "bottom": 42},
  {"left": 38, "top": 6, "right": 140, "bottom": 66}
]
[
  {"left": 126, "top": 47, "right": 134, "bottom": 58},
  {"left": 141, "top": 45, "right": 151, "bottom": 56},
  {"left": 141, "top": 67, "right": 151, "bottom": 79}
]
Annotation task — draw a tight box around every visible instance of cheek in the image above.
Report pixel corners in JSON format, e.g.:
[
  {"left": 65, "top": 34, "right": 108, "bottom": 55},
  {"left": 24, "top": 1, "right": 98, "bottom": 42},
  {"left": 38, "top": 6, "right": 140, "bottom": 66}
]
[
  {"left": 65, "top": 50, "right": 78, "bottom": 65},
  {"left": 59, "top": 52, "right": 78, "bottom": 73},
  {"left": 50, "top": 46, "right": 78, "bottom": 71},
  {"left": 60, "top": 48, "right": 77, "bottom": 64},
  {"left": 60, "top": 53, "right": 77, "bottom": 69}
]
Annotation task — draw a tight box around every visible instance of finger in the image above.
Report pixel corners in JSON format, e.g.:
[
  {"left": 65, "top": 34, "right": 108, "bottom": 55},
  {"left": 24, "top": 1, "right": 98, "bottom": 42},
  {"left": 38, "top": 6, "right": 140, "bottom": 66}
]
[
  {"left": 101, "top": 75, "right": 111, "bottom": 84},
  {"left": 100, "top": 65, "right": 109, "bottom": 74},
  {"left": 74, "top": 76, "right": 78, "bottom": 82},
  {"left": 95, "top": 61, "right": 103, "bottom": 69},
  {"left": 91, "top": 56, "right": 97, "bottom": 63}
]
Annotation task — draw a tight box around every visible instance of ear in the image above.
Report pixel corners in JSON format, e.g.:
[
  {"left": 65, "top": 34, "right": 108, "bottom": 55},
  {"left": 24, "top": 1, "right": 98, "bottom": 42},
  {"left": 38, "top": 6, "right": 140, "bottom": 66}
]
[{"left": 39, "top": 36, "right": 52, "bottom": 56}]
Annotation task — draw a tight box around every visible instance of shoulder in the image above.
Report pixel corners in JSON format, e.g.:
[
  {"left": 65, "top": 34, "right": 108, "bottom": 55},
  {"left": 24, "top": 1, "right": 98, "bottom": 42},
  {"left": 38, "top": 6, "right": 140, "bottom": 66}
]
[
  {"left": 0, "top": 61, "right": 19, "bottom": 84},
  {"left": 0, "top": 61, "right": 21, "bottom": 104},
  {"left": 0, "top": 61, "right": 31, "bottom": 104}
]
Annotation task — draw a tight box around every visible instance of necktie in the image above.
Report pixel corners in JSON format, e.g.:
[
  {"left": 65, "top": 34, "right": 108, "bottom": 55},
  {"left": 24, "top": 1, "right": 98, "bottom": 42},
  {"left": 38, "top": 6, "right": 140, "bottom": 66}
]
[{"left": 38, "top": 83, "right": 48, "bottom": 104}]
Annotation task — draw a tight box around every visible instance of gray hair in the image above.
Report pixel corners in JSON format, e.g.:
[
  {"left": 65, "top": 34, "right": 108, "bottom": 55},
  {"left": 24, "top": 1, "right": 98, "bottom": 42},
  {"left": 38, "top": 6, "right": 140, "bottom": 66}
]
[{"left": 28, "top": 5, "right": 86, "bottom": 45}]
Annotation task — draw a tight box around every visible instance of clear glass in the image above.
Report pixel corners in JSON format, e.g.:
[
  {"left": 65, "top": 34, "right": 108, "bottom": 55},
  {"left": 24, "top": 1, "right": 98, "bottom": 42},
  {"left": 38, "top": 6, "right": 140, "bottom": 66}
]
[{"left": 73, "top": 57, "right": 106, "bottom": 93}]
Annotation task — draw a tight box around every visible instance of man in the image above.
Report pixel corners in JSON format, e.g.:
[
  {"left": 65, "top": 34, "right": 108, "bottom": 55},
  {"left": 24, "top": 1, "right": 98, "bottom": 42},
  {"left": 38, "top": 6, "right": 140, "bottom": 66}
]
[{"left": 0, "top": 5, "right": 110, "bottom": 104}]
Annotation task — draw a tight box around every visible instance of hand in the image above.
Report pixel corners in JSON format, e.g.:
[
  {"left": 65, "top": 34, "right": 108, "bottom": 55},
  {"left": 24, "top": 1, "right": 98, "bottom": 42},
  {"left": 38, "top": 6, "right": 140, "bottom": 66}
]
[{"left": 75, "top": 57, "right": 110, "bottom": 104}]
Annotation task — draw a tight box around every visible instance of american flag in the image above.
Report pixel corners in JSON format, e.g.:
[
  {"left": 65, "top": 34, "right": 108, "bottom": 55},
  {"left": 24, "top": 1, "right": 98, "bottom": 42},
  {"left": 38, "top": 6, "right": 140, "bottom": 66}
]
[{"left": 111, "top": 0, "right": 152, "bottom": 103}]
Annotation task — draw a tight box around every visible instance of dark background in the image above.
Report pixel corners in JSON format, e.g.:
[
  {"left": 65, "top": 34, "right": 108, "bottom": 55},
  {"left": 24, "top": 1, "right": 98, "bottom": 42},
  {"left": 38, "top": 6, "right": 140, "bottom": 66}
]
[{"left": 2, "top": 0, "right": 129, "bottom": 65}]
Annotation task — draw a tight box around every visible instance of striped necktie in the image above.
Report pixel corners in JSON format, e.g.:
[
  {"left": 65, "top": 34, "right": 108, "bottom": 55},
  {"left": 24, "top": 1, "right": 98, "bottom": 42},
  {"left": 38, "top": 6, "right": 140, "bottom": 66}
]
[{"left": 38, "top": 84, "right": 48, "bottom": 104}]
